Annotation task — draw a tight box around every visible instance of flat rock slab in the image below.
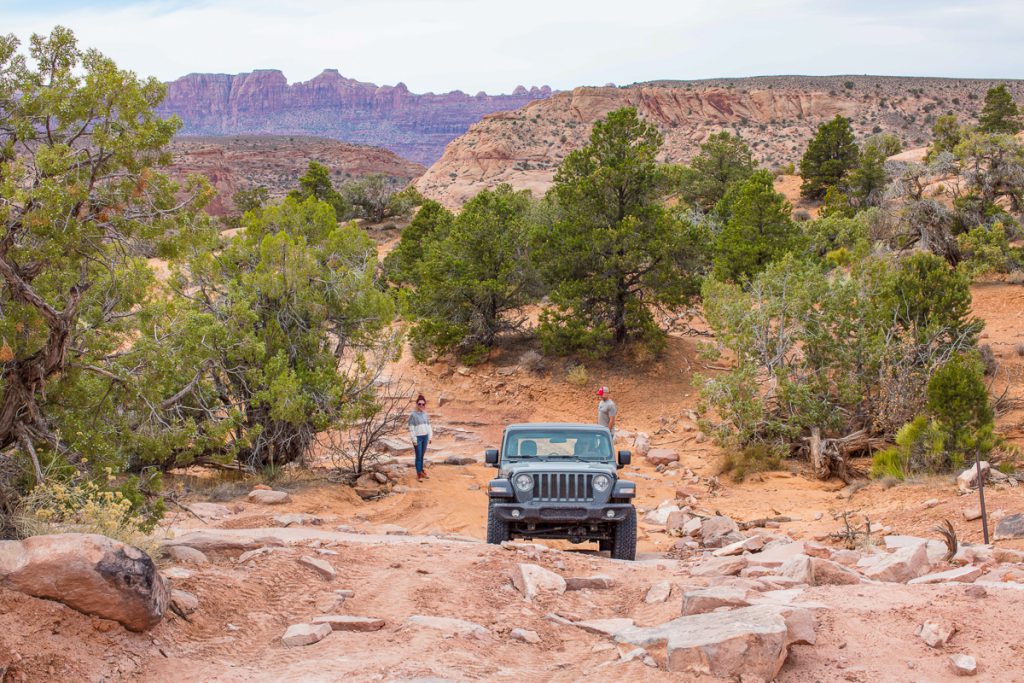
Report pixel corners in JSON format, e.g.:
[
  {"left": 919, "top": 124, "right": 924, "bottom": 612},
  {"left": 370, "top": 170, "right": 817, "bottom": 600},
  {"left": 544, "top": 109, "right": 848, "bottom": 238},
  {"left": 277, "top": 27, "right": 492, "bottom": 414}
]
[
  {"left": 681, "top": 587, "right": 752, "bottom": 615},
  {"left": 406, "top": 615, "right": 488, "bottom": 637},
  {"left": 645, "top": 449, "right": 679, "bottom": 466},
  {"left": 745, "top": 541, "right": 807, "bottom": 568},
  {"left": 311, "top": 615, "right": 385, "bottom": 632},
  {"left": 282, "top": 622, "right": 332, "bottom": 647},
  {"left": 299, "top": 555, "right": 336, "bottom": 580},
  {"left": 565, "top": 575, "right": 615, "bottom": 591},
  {"left": 165, "top": 527, "right": 480, "bottom": 550},
  {"left": 645, "top": 580, "right": 672, "bottom": 604},
  {"left": 512, "top": 563, "right": 566, "bottom": 600},
  {"left": 994, "top": 513, "right": 1024, "bottom": 541},
  {"left": 692, "top": 556, "right": 747, "bottom": 577},
  {"left": 909, "top": 565, "right": 984, "bottom": 585},
  {"left": 248, "top": 489, "right": 291, "bottom": 505}
]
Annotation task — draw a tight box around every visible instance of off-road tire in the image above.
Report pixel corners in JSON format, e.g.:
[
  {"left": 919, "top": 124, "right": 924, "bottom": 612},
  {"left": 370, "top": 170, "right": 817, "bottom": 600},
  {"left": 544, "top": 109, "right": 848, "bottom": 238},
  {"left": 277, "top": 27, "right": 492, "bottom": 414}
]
[
  {"left": 598, "top": 539, "right": 612, "bottom": 552},
  {"left": 610, "top": 507, "right": 637, "bottom": 561},
  {"left": 486, "top": 499, "right": 510, "bottom": 545}
]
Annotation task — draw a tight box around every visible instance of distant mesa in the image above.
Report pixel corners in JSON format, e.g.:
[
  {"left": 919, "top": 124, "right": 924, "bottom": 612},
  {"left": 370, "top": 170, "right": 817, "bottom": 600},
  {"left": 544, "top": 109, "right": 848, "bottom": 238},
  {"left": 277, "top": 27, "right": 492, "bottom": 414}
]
[{"left": 156, "top": 69, "right": 553, "bottom": 166}]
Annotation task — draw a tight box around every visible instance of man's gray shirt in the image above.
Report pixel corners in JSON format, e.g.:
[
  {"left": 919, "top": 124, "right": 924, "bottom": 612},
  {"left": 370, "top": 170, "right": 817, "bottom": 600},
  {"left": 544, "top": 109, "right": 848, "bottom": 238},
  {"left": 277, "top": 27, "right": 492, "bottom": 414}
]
[{"left": 598, "top": 398, "right": 618, "bottom": 428}]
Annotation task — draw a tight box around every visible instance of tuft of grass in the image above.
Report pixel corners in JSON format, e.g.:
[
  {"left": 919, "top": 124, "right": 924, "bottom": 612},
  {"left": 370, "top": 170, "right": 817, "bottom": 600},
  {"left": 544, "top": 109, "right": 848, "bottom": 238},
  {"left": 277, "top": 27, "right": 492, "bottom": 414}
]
[
  {"left": 718, "top": 443, "right": 784, "bottom": 481},
  {"left": 566, "top": 363, "right": 589, "bottom": 387}
]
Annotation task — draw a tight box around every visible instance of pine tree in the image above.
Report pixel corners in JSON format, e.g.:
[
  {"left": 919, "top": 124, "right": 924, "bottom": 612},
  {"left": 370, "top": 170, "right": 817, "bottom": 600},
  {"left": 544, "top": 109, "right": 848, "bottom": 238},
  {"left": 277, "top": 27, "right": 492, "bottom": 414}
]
[
  {"left": 978, "top": 84, "right": 1021, "bottom": 134},
  {"left": 799, "top": 115, "right": 859, "bottom": 199}
]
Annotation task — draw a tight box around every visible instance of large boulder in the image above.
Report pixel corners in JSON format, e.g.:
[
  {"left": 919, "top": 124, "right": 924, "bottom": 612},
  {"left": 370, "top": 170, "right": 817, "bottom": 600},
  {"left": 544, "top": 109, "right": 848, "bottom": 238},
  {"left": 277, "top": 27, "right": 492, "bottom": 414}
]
[
  {"left": 0, "top": 533, "right": 168, "bottom": 632},
  {"left": 994, "top": 513, "right": 1024, "bottom": 541},
  {"left": 863, "top": 543, "right": 931, "bottom": 583}
]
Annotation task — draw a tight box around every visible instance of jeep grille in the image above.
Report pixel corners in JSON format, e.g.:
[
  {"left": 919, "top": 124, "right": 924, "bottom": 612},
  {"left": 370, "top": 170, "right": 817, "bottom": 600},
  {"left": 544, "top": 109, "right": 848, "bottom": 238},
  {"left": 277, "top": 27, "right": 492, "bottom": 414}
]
[{"left": 533, "top": 473, "right": 595, "bottom": 502}]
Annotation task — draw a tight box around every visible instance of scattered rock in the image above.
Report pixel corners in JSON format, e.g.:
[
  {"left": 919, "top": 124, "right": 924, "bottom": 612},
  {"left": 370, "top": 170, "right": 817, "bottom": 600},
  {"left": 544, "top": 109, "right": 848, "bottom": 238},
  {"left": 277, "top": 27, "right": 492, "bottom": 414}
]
[
  {"left": 644, "top": 502, "right": 681, "bottom": 526},
  {"left": 512, "top": 563, "right": 566, "bottom": 600},
  {"left": 964, "top": 585, "right": 987, "bottom": 599},
  {"left": 746, "top": 541, "right": 807, "bottom": 568},
  {"left": 692, "top": 555, "right": 748, "bottom": 577},
  {"left": 646, "top": 449, "right": 679, "bottom": 466},
  {"left": 272, "top": 513, "right": 326, "bottom": 527},
  {"left": 170, "top": 589, "right": 199, "bottom": 615},
  {"left": 163, "top": 531, "right": 259, "bottom": 551},
  {"left": 681, "top": 587, "right": 752, "bottom": 615},
  {"left": 701, "top": 515, "right": 742, "bottom": 549},
  {"left": 665, "top": 510, "right": 691, "bottom": 534},
  {"left": 963, "top": 506, "right": 982, "bottom": 521},
  {"left": 406, "top": 615, "right": 488, "bottom": 637},
  {"left": 311, "top": 615, "right": 385, "bottom": 632},
  {"left": 633, "top": 433, "right": 651, "bottom": 457},
  {"left": 863, "top": 544, "right": 931, "bottom": 583},
  {"left": 917, "top": 619, "right": 957, "bottom": 648},
  {"left": 510, "top": 627, "right": 540, "bottom": 644},
  {"left": 952, "top": 544, "right": 993, "bottom": 565},
  {"left": 908, "top": 566, "right": 984, "bottom": 585},
  {"left": 281, "top": 622, "right": 332, "bottom": 647},
  {"left": 948, "top": 654, "right": 977, "bottom": 676},
  {"left": 0, "top": 535, "right": 170, "bottom": 632},
  {"left": 298, "top": 556, "right": 336, "bottom": 580},
  {"left": 957, "top": 462, "right": 990, "bottom": 491},
  {"left": 781, "top": 555, "right": 862, "bottom": 586},
  {"left": 712, "top": 535, "right": 765, "bottom": 557},
  {"left": 565, "top": 575, "right": 615, "bottom": 591},
  {"left": 645, "top": 580, "right": 672, "bottom": 604},
  {"left": 165, "top": 546, "right": 209, "bottom": 565},
  {"left": 994, "top": 513, "right": 1024, "bottom": 541},
  {"left": 247, "top": 489, "right": 291, "bottom": 505},
  {"left": 380, "top": 437, "right": 413, "bottom": 453},
  {"left": 444, "top": 455, "right": 477, "bottom": 465}
]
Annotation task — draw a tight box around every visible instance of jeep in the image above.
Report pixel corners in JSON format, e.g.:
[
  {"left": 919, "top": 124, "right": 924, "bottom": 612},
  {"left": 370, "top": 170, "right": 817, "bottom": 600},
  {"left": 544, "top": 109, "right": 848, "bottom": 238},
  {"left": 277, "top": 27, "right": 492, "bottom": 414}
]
[{"left": 484, "top": 423, "right": 637, "bottom": 560}]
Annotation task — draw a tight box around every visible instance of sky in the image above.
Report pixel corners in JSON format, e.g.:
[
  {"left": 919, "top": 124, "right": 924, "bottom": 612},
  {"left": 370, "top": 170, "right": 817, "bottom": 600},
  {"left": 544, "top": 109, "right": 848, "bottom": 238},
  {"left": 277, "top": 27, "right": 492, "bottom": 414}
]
[{"left": 2, "top": 0, "right": 1023, "bottom": 94}]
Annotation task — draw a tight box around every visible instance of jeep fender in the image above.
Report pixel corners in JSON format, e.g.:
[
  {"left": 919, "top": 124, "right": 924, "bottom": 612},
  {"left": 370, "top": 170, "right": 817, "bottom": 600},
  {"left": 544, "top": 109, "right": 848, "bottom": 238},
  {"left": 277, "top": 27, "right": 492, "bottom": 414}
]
[
  {"left": 487, "top": 479, "right": 514, "bottom": 498},
  {"left": 612, "top": 480, "right": 636, "bottom": 499}
]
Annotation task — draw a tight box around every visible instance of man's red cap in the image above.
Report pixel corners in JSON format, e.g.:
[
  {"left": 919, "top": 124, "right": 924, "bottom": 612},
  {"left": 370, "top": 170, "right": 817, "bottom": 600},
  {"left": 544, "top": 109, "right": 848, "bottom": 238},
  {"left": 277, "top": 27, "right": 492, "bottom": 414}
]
[{"left": 596, "top": 386, "right": 609, "bottom": 396}]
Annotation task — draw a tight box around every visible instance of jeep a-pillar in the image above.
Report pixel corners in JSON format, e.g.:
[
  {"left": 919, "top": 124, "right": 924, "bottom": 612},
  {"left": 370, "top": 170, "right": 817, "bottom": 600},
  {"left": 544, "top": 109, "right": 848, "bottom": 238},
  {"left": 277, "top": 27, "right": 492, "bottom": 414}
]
[{"left": 484, "top": 423, "right": 637, "bottom": 560}]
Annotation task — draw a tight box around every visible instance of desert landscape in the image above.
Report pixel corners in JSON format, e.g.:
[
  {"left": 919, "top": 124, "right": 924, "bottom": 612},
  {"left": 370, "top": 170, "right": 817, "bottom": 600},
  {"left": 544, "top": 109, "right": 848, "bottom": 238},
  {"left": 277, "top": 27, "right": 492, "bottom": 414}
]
[{"left": 4, "top": 6, "right": 1024, "bottom": 683}]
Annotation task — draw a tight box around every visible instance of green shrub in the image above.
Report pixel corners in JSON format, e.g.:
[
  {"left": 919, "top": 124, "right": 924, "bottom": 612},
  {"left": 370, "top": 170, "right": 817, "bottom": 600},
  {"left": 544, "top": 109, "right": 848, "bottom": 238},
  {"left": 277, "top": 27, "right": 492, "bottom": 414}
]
[
  {"left": 719, "top": 443, "right": 784, "bottom": 481},
  {"left": 870, "top": 447, "right": 906, "bottom": 480}
]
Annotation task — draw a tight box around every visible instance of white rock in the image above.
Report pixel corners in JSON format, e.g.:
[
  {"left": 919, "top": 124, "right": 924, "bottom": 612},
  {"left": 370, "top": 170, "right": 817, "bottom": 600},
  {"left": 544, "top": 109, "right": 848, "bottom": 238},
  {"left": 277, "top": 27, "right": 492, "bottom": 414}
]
[
  {"left": 917, "top": 619, "right": 957, "bottom": 648},
  {"left": 908, "top": 566, "right": 984, "bottom": 585},
  {"left": 713, "top": 535, "right": 765, "bottom": 557},
  {"left": 510, "top": 627, "right": 540, "bottom": 644},
  {"left": 957, "top": 462, "right": 990, "bottom": 491},
  {"left": 512, "top": 563, "right": 566, "bottom": 601},
  {"left": 949, "top": 654, "right": 977, "bottom": 676},
  {"left": 281, "top": 622, "right": 332, "bottom": 647},
  {"left": 745, "top": 541, "right": 807, "bottom": 568},
  {"left": 247, "top": 489, "right": 291, "bottom": 505}
]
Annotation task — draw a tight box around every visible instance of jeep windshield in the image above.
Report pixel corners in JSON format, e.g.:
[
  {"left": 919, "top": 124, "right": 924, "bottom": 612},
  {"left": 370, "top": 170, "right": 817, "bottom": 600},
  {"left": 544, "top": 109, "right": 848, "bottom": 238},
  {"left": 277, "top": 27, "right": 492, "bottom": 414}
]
[{"left": 504, "top": 429, "right": 613, "bottom": 461}]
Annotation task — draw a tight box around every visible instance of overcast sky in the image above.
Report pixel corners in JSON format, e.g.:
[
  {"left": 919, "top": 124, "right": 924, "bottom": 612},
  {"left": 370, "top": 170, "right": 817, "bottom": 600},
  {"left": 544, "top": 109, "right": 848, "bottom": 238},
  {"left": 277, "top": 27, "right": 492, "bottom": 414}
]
[{"left": 3, "top": 0, "right": 1023, "bottom": 94}]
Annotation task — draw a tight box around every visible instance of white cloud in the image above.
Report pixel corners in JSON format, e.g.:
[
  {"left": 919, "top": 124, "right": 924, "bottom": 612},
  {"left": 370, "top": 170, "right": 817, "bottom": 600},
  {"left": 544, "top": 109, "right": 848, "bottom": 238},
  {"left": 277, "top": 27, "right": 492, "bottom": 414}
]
[{"left": 4, "top": 0, "right": 1023, "bottom": 93}]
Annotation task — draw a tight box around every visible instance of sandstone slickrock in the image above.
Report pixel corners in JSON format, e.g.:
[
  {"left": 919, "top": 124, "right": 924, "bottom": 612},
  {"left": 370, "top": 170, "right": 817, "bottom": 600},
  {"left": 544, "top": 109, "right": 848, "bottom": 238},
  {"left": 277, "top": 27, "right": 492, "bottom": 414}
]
[
  {"left": 406, "top": 615, "right": 488, "bottom": 637},
  {"left": 512, "top": 563, "right": 566, "bottom": 600},
  {"left": 908, "top": 566, "right": 984, "bottom": 585},
  {"left": 564, "top": 575, "right": 615, "bottom": 591},
  {"left": 993, "top": 513, "right": 1024, "bottom": 540},
  {"left": 0, "top": 533, "right": 168, "bottom": 632},
  {"left": 282, "top": 622, "right": 333, "bottom": 647},
  {"left": 862, "top": 544, "right": 931, "bottom": 583},
  {"left": 298, "top": 555, "right": 337, "bottom": 580},
  {"left": 311, "top": 615, "right": 385, "bottom": 632},
  {"left": 681, "top": 587, "right": 752, "bottom": 615},
  {"left": 247, "top": 489, "right": 291, "bottom": 505},
  {"left": 745, "top": 541, "right": 807, "bottom": 568}
]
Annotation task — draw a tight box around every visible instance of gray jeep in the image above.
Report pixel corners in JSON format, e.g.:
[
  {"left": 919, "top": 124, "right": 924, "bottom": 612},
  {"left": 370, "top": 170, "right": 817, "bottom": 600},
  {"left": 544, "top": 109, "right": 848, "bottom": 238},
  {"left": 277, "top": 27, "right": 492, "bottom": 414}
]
[{"left": 484, "top": 422, "right": 637, "bottom": 560}]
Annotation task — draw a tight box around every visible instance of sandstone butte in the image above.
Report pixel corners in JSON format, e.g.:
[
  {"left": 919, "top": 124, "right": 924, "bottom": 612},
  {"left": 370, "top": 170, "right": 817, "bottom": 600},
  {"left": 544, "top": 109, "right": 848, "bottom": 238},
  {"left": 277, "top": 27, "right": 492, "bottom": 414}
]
[
  {"left": 414, "top": 75, "right": 1024, "bottom": 208},
  {"left": 156, "top": 69, "right": 552, "bottom": 167}
]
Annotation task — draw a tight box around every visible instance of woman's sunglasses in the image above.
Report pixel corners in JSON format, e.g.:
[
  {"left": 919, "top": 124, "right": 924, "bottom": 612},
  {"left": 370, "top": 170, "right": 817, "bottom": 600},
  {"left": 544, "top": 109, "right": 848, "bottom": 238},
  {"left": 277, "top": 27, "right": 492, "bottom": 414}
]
[{"left": 417, "top": 401, "right": 426, "bottom": 406}]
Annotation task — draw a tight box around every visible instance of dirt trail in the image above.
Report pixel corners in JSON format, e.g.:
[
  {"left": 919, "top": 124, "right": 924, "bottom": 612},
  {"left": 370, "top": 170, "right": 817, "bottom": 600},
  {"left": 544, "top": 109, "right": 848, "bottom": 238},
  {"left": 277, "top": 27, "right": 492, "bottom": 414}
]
[{"left": 4, "top": 284, "right": 1024, "bottom": 681}]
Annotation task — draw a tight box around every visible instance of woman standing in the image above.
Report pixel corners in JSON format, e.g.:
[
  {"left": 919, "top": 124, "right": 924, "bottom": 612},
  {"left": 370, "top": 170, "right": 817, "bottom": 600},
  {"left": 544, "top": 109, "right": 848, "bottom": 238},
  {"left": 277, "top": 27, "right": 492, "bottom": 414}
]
[{"left": 408, "top": 394, "right": 433, "bottom": 481}]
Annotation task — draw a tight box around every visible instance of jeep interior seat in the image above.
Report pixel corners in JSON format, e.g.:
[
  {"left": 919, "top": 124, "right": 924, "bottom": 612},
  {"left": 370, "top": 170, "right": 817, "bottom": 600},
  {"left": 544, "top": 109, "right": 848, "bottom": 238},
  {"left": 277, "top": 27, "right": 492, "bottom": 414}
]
[{"left": 519, "top": 440, "right": 537, "bottom": 456}]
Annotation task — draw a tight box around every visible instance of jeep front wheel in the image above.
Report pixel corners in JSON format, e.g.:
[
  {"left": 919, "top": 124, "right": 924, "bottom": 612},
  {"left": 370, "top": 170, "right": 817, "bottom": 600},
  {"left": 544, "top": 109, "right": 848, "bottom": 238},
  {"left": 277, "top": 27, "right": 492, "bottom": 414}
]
[
  {"left": 610, "top": 507, "right": 637, "bottom": 561},
  {"left": 486, "top": 499, "right": 510, "bottom": 544}
]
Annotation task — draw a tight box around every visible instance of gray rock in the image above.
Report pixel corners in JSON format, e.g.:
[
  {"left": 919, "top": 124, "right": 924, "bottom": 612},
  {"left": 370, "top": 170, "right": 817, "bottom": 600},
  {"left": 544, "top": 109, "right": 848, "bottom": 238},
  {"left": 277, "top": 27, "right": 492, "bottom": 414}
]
[
  {"left": 565, "top": 575, "right": 615, "bottom": 591},
  {"left": 994, "top": 513, "right": 1024, "bottom": 541},
  {"left": 170, "top": 589, "right": 199, "bottom": 615},
  {"left": 444, "top": 455, "right": 477, "bottom": 466},
  {"left": 957, "top": 462, "right": 990, "bottom": 491},
  {"left": 281, "top": 622, "right": 332, "bottom": 647},
  {"left": 701, "top": 516, "right": 741, "bottom": 549}
]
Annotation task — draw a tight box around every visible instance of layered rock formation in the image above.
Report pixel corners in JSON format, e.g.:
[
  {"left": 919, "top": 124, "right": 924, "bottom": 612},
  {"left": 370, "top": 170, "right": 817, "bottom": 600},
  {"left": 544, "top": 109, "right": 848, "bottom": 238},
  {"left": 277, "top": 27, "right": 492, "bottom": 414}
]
[
  {"left": 167, "top": 136, "right": 425, "bottom": 215},
  {"left": 157, "top": 69, "right": 551, "bottom": 166},
  {"left": 415, "top": 75, "right": 1024, "bottom": 207}
]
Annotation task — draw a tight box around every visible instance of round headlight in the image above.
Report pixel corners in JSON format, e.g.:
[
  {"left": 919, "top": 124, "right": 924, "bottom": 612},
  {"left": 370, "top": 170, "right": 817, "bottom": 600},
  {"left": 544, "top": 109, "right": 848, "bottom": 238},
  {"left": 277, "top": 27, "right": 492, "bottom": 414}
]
[
  {"left": 593, "top": 475, "right": 611, "bottom": 492},
  {"left": 514, "top": 474, "right": 533, "bottom": 491}
]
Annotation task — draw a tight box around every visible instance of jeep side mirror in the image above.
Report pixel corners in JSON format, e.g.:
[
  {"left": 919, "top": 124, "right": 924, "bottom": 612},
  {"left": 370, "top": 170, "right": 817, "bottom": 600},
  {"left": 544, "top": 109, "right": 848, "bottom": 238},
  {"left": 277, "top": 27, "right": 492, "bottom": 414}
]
[
  {"left": 617, "top": 450, "right": 631, "bottom": 469},
  {"left": 484, "top": 449, "right": 499, "bottom": 466}
]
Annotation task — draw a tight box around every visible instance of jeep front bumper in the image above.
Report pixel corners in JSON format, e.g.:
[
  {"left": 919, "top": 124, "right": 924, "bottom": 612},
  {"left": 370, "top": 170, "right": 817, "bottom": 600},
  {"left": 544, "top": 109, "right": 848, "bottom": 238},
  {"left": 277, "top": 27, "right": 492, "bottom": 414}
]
[{"left": 491, "top": 502, "right": 634, "bottom": 523}]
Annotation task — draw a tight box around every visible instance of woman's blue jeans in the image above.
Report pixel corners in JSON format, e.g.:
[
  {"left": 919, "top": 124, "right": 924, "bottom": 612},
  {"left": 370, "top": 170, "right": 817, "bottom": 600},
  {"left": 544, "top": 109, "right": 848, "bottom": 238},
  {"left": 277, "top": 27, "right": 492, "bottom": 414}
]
[{"left": 414, "top": 435, "right": 429, "bottom": 474}]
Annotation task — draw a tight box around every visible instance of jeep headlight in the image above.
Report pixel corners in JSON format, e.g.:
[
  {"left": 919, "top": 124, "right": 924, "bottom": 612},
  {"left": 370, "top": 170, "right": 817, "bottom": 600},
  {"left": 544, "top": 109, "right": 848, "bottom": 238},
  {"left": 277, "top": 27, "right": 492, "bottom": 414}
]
[
  {"left": 514, "top": 474, "right": 533, "bottom": 491},
  {"left": 593, "top": 475, "right": 611, "bottom": 492}
]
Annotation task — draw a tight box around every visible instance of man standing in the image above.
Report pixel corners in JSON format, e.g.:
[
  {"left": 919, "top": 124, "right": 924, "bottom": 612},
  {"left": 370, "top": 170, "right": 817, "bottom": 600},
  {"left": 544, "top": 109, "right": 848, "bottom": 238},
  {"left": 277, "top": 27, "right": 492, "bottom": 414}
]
[{"left": 597, "top": 386, "right": 617, "bottom": 438}]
